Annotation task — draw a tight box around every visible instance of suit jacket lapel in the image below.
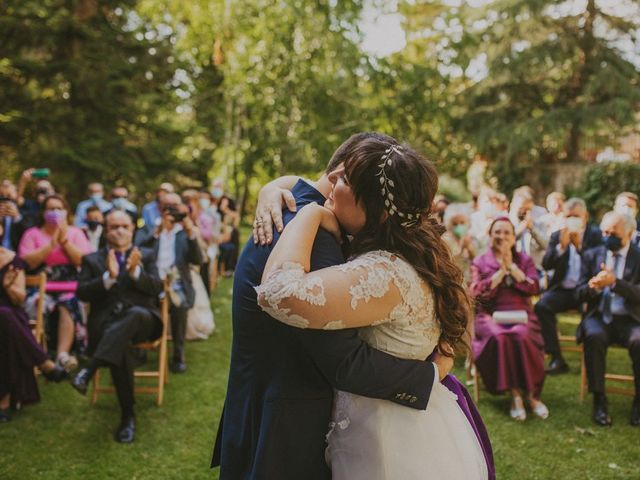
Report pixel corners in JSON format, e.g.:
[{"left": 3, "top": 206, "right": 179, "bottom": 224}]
[{"left": 624, "top": 246, "right": 639, "bottom": 281}]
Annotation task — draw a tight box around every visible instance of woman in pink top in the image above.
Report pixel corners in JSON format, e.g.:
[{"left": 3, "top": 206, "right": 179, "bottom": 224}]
[{"left": 18, "top": 194, "right": 92, "bottom": 370}]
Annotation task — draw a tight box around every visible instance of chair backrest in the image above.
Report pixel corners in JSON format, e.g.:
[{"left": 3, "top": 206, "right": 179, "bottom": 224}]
[{"left": 25, "top": 272, "right": 47, "bottom": 350}]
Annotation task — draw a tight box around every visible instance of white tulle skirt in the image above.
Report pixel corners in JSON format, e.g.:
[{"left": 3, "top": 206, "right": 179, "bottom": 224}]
[{"left": 326, "top": 382, "right": 488, "bottom": 480}]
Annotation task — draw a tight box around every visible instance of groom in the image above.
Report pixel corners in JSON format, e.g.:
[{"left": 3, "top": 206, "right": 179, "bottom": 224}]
[{"left": 212, "top": 133, "right": 454, "bottom": 479}]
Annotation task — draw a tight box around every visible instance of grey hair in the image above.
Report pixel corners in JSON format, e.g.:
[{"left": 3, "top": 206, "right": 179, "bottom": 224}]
[
  {"left": 563, "top": 197, "right": 587, "bottom": 214},
  {"left": 601, "top": 211, "right": 636, "bottom": 234}
]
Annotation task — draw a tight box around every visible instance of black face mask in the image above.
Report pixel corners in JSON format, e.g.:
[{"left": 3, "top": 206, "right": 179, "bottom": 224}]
[
  {"left": 603, "top": 234, "right": 623, "bottom": 252},
  {"left": 86, "top": 220, "right": 102, "bottom": 232}
]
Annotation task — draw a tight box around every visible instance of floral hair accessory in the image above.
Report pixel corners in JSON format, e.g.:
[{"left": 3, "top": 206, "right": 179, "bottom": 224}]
[{"left": 375, "top": 145, "right": 421, "bottom": 228}]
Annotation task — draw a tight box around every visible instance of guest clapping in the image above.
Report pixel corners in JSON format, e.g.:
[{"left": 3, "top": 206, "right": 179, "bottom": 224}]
[
  {"left": 0, "top": 235, "right": 67, "bottom": 424},
  {"left": 72, "top": 210, "right": 163, "bottom": 443},
  {"left": 576, "top": 211, "right": 640, "bottom": 427},
  {"left": 535, "top": 198, "right": 602, "bottom": 374},
  {"left": 471, "top": 217, "right": 548, "bottom": 421},
  {"left": 18, "top": 194, "right": 92, "bottom": 370}
]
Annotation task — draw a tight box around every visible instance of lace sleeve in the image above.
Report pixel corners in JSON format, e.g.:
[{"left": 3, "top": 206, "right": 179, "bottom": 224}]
[{"left": 255, "top": 252, "right": 408, "bottom": 330}]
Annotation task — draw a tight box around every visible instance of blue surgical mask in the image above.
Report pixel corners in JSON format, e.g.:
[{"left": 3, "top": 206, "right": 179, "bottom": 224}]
[
  {"left": 211, "top": 188, "right": 223, "bottom": 200},
  {"left": 452, "top": 224, "right": 468, "bottom": 239},
  {"left": 90, "top": 193, "right": 103, "bottom": 201},
  {"left": 603, "top": 234, "right": 623, "bottom": 252},
  {"left": 112, "top": 197, "right": 127, "bottom": 210}
]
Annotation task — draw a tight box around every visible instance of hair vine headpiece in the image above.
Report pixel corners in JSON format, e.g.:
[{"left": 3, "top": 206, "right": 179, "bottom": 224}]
[{"left": 376, "top": 144, "right": 421, "bottom": 228}]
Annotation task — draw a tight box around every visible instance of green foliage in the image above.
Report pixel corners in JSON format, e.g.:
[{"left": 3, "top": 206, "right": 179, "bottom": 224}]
[{"left": 572, "top": 162, "right": 640, "bottom": 217}]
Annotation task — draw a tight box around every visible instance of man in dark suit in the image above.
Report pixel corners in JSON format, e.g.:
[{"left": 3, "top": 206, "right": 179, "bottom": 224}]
[
  {"left": 135, "top": 193, "right": 202, "bottom": 373},
  {"left": 71, "top": 210, "right": 164, "bottom": 443},
  {"left": 576, "top": 211, "right": 640, "bottom": 427},
  {"left": 212, "top": 133, "right": 455, "bottom": 479},
  {"left": 535, "top": 198, "right": 602, "bottom": 374}
]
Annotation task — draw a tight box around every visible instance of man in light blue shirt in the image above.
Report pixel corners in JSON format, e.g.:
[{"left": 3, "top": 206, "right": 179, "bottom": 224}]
[{"left": 75, "top": 182, "right": 112, "bottom": 227}]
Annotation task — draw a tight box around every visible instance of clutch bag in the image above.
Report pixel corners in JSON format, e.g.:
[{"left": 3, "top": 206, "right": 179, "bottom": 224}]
[{"left": 492, "top": 310, "right": 528, "bottom": 325}]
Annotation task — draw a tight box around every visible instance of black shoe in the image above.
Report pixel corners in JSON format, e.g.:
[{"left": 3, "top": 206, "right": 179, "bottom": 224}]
[
  {"left": 0, "top": 408, "right": 11, "bottom": 423},
  {"left": 593, "top": 394, "right": 612, "bottom": 427},
  {"left": 545, "top": 357, "right": 569, "bottom": 375},
  {"left": 114, "top": 415, "right": 136, "bottom": 443},
  {"left": 42, "top": 365, "right": 69, "bottom": 383},
  {"left": 71, "top": 368, "right": 92, "bottom": 395},
  {"left": 170, "top": 360, "right": 187, "bottom": 374},
  {"left": 631, "top": 398, "right": 640, "bottom": 427}
]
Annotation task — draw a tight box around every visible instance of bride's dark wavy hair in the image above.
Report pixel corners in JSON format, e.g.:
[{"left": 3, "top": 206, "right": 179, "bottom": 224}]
[{"left": 341, "top": 134, "right": 472, "bottom": 356}]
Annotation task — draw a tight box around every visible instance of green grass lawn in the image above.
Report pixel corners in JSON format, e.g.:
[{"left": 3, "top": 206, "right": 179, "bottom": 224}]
[{"left": 1, "top": 286, "right": 638, "bottom": 479}]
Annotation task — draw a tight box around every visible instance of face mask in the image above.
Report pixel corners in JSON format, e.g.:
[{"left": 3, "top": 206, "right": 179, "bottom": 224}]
[
  {"left": 199, "top": 198, "right": 211, "bottom": 209},
  {"left": 452, "top": 224, "right": 468, "bottom": 238},
  {"left": 90, "top": 193, "right": 103, "bottom": 201},
  {"left": 615, "top": 205, "right": 638, "bottom": 219},
  {"left": 44, "top": 209, "right": 66, "bottom": 225},
  {"left": 86, "top": 220, "right": 102, "bottom": 232},
  {"left": 112, "top": 197, "right": 127, "bottom": 210},
  {"left": 566, "top": 217, "right": 583, "bottom": 233},
  {"left": 211, "top": 188, "right": 223, "bottom": 200},
  {"left": 603, "top": 234, "right": 623, "bottom": 252}
]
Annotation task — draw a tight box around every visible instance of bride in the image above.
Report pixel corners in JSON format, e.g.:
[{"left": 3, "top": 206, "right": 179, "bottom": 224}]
[{"left": 255, "top": 136, "right": 488, "bottom": 479}]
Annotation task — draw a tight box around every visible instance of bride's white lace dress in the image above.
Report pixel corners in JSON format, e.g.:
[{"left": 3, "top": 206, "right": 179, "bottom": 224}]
[{"left": 256, "top": 250, "right": 488, "bottom": 480}]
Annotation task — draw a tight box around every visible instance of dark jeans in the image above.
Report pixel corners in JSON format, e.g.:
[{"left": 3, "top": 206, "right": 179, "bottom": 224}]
[
  {"left": 93, "top": 306, "right": 161, "bottom": 414},
  {"left": 582, "top": 314, "right": 640, "bottom": 396},
  {"left": 534, "top": 288, "right": 579, "bottom": 356},
  {"left": 169, "top": 304, "right": 188, "bottom": 363}
]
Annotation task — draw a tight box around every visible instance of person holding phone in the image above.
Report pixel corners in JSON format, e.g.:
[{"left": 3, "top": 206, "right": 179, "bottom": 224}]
[
  {"left": 134, "top": 193, "right": 202, "bottom": 373},
  {"left": 535, "top": 198, "right": 603, "bottom": 374}
]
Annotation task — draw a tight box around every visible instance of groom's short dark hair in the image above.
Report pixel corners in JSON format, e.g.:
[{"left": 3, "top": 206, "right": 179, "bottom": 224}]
[{"left": 325, "top": 132, "right": 397, "bottom": 174}]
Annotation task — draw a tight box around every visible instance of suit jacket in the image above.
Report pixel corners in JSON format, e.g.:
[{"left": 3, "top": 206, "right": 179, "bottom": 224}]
[
  {"left": 76, "top": 246, "right": 163, "bottom": 355},
  {"left": 4, "top": 215, "right": 29, "bottom": 252},
  {"left": 134, "top": 225, "right": 202, "bottom": 309},
  {"left": 211, "top": 180, "right": 437, "bottom": 480},
  {"left": 575, "top": 244, "right": 640, "bottom": 341},
  {"left": 542, "top": 224, "right": 602, "bottom": 291}
]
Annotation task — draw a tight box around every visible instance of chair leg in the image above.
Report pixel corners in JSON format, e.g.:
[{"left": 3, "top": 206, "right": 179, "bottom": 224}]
[
  {"left": 91, "top": 370, "right": 100, "bottom": 405},
  {"left": 579, "top": 354, "right": 587, "bottom": 402}
]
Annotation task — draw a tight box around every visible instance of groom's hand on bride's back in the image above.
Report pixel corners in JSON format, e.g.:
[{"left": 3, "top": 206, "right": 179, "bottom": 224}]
[
  {"left": 253, "top": 185, "right": 297, "bottom": 245},
  {"left": 431, "top": 351, "right": 454, "bottom": 381}
]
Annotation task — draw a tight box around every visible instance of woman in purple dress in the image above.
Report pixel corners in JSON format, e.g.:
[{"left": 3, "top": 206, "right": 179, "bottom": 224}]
[
  {"left": 0, "top": 227, "right": 67, "bottom": 423},
  {"left": 470, "top": 217, "right": 548, "bottom": 421}
]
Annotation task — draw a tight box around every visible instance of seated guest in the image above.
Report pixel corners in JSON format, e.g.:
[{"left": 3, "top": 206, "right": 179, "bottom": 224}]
[
  {"left": 442, "top": 209, "right": 477, "bottom": 283},
  {"left": 576, "top": 211, "right": 640, "bottom": 427},
  {"left": 535, "top": 198, "right": 602, "bottom": 374},
  {"left": 614, "top": 192, "right": 639, "bottom": 247},
  {"left": 471, "top": 217, "right": 548, "bottom": 421},
  {"left": 18, "top": 194, "right": 93, "bottom": 370},
  {"left": 16, "top": 171, "right": 55, "bottom": 229},
  {"left": 141, "top": 182, "right": 174, "bottom": 228},
  {"left": 74, "top": 182, "right": 112, "bottom": 228},
  {"left": 0, "top": 180, "right": 29, "bottom": 251},
  {"left": 82, "top": 205, "right": 104, "bottom": 252},
  {"left": 109, "top": 186, "right": 138, "bottom": 224},
  {"left": 509, "top": 191, "right": 548, "bottom": 271},
  {"left": 539, "top": 191, "right": 566, "bottom": 237},
  {"left": 0, "top": 235, "right": 67, "bottom": 423},
  {"left": 135, "top": 193, "right": 202, "bottom": 373},
  {"left": 71, "top": 210, "right": 163, "bottom": 442}
]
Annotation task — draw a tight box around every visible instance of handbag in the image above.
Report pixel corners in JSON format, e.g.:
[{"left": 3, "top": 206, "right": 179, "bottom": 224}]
[{"left": 492, "top": 310, "right": 528, "bottom": 325}]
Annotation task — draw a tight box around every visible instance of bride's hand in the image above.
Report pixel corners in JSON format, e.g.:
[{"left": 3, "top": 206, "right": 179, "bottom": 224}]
[{"left": 297, "top": 203, "right": 342, "bottom": 244}]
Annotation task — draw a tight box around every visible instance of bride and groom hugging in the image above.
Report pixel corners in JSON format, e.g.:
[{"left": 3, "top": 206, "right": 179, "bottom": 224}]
[{"left": 212, "top": 132, "right": 494, "bottom": 479}]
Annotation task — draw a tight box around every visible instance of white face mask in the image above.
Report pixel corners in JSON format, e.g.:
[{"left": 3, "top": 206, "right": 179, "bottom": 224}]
[
  {"left": 199, "top": 198, "right": 211, "bottom": 209},
  {"left": 566, "top": 217, "right": 584, "bottom": 233},
  {"left": 615, "top": 204, "right": 638, "bottom": 219}
]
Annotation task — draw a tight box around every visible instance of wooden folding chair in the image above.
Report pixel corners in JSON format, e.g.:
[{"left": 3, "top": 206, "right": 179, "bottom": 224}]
[
  {"left": 580, "top": 344, "right": 635, "bottom": 401},
  {"left": 26, "top": 272, "right": 47, "bottom": 352},
  {"left": 91, "top": 282, "right": 170, "bottom": 406}
]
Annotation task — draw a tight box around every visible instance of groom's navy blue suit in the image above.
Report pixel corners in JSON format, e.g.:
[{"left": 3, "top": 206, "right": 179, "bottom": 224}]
[{"left": 212, "top": 180, "right": 437, "bottom": 479}]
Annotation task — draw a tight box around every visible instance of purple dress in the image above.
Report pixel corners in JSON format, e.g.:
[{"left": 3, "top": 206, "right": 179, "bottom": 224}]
[
  {"left": 0, "top": 256, "right": 48, "bottom": 407},
  {"left": 470, "top": 249, "right": 546, "bottom": 398}
]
